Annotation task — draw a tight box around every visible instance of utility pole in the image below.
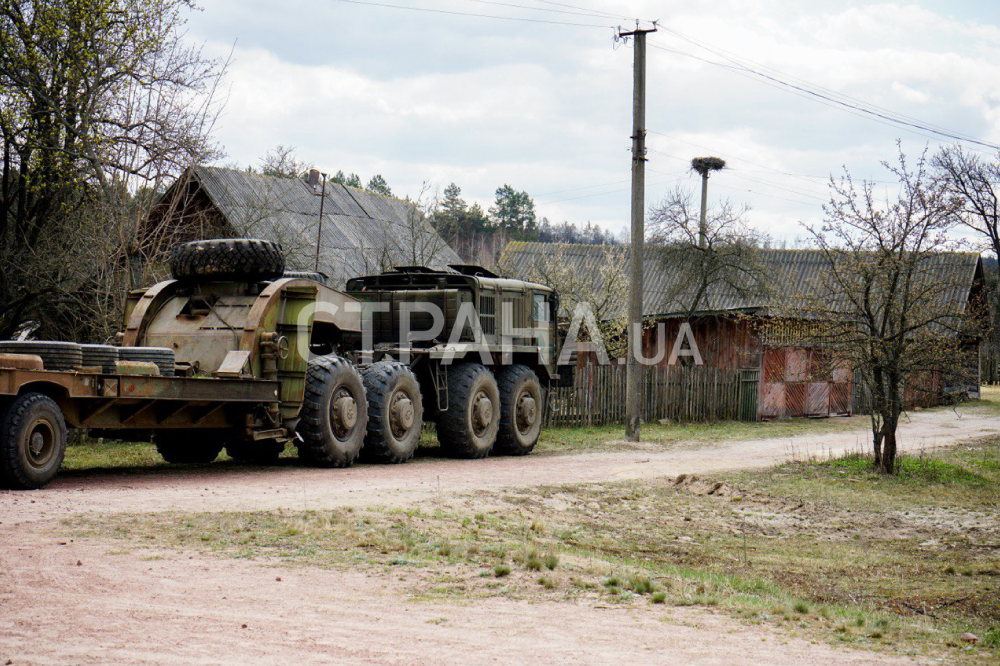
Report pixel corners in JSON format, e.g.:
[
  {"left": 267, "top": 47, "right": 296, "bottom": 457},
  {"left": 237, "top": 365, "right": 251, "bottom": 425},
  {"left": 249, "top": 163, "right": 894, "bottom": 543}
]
[
  {"left": 621, "top": 23, "right": 656, "bottom": 443},
  {"left": 315, "top": 171, "right": 328, "bottom": 271},
  {"left": 691, "top": 157, "right": 726, "bottom": 249}
]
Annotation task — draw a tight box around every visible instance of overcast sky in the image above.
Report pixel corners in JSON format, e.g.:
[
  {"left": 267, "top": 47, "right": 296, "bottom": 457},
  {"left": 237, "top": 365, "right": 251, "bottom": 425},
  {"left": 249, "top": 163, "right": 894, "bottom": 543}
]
[{"left": 186, "top": 1, "right": 1000, "bottom": 243}]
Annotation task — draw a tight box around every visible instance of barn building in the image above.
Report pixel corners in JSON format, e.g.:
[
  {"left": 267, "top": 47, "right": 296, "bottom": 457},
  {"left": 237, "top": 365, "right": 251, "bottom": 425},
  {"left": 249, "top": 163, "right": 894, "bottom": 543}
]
[
  {"left": 143, "top": 166, "right": 460, "bottom": 287},
  {"left": 501, "top": 242, "right": 985, "bottom": 420}
]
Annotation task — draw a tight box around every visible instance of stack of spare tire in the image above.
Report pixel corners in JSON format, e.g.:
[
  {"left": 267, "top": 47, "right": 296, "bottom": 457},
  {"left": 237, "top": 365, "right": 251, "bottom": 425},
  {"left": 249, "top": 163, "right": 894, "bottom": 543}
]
[
  {"left": 119, "top": 347, "right": 176, "bottom": 377},
  {"left": 0, "top": 341, "right": 83, "bottom": 371}
]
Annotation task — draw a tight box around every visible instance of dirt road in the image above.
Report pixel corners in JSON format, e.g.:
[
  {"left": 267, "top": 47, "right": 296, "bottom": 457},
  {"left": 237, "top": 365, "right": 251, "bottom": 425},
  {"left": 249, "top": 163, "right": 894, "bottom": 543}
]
[
  {"left": 1, "top": 406, "right": 995, "bottom": 665},
  {"left": 2, "top": 405, "right": 996, "bottom": 526}
]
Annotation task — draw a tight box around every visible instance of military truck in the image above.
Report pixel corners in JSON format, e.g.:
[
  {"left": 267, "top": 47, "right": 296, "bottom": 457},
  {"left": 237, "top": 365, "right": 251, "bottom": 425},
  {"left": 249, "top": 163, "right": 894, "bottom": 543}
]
[{"left": 0, "top": 239, "right": 561, "bottom": 490}]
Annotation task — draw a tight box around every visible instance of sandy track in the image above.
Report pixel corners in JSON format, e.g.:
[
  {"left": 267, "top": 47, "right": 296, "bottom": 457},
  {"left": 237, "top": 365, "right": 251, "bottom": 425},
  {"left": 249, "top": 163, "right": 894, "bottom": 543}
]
[
  {"left": 1, "top": 406, "right": 996, "bottom": 525},
  {"left": 0, "top": 536, "right": 923, "bottom": 666},
  {"left": 1, "top": 406, "right": 994, "bottom": 665}
]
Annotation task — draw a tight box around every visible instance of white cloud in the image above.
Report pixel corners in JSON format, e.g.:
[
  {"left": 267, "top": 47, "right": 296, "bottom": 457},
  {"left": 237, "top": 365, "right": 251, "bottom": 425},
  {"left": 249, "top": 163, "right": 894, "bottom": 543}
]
[{"left": 190, "top": 1, "right": 1000, "bottom": 240}]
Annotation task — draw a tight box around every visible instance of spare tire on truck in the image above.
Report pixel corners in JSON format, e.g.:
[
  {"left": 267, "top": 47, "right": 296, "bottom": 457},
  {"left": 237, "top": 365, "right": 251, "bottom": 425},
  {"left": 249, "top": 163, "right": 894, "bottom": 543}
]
[{"left": 169, "top": 239, "right": 285, "bottom": 282}]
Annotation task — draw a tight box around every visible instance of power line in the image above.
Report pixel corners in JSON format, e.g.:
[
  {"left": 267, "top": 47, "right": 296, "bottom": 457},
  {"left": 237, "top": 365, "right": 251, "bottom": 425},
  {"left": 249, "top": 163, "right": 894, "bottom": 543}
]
[
  {"left": 537, "top": 176, "right": 685, "bottom": 204},
  {"left": 648, "top": 42, "right": 985, "bottom": 151},
  {"left": 534, "top": 178, "right": 630, "bottom": 197},
  {"left": 648, "top": 34, "right": 1000, "bottom": 152},
  {"left": 328, "top": 0, "right": 614, "bottom": 27},
  {"left": 647, "top": 150, "right": 828, "bottom": 201},
  {"left": 530, "top": 0, "right": 647, "bottom": 23},
  {"left": 657, "top": 25, "right": 974, "bottom": 143},
  {"left": 458, "top": 0, "right": 623, "bottom": 20}
]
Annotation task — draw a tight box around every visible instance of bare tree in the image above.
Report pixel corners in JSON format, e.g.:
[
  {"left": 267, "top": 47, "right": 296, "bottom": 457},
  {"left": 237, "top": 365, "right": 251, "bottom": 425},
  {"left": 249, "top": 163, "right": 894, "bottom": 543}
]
[
  {"left": 503, "top": 243, "right": 629, "bottom": 357},
  {"left": 258, "top": 145, "right": 312, "bottom": 180},
  {"left": 933, "top": 145, "right": 1000, "bottom": 381},
  {"left": 783, "top": 147, "right": 977, "bottom": 474},
  {"left": 648, "top": 186, "right": 770, "bottom": 318},
  {"left": 0, "top": 0, "right": 227, "bottom": 341}
]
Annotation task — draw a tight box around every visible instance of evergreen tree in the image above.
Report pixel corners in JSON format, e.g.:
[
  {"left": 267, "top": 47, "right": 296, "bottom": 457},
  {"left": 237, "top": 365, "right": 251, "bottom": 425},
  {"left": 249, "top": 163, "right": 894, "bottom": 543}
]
[
  {"left": 489, "top": 184, "right": 536, "bottom": 238},
  {"left": 332, "top": 170, "right": 363, "bottom": 188},
  {"left": 366, "top": 174, "right": 393, "bottom": 197}
]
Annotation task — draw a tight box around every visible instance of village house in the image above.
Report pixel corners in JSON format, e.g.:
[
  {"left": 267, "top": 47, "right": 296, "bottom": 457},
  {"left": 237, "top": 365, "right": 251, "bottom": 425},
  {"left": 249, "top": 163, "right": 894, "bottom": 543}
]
[
  {"left": 143, "top": 166, "right": 460, "bottom": 286},
  {"left": 501, "top": 241, "right": 985, "bottom": 420}
]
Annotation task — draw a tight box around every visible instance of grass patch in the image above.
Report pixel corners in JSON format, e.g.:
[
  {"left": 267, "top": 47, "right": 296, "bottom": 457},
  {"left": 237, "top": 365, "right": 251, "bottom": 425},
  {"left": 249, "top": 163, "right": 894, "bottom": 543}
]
[
  {"left": 67, "top": 439, "right": 1000, "bottom": 664},
  {"left": 534, "top": 416, "right": 871, "bottom": 455}
]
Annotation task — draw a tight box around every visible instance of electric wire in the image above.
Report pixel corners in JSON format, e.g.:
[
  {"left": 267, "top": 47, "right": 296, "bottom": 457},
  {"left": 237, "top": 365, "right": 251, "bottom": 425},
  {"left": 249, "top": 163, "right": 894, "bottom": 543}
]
[{"left": 328, "top": 0, "right": 615, "bottom": 27}]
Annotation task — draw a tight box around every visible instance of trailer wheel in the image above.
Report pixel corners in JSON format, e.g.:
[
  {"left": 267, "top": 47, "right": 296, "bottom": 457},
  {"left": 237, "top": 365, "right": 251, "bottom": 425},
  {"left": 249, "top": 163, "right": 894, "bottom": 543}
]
[
  {"left": 296, "top": 355, "right": 367, "bottom": 468},
  {"left": 437, "top": 363, "right": 499, "bottom": 459},
  {"left": 494, "top": 365, "right": 543, "bottom": 456},
  {"left": 0, "top": 393, "right": 67, "bottom": 490},
  {"left": 362, "top": 361, "right": 423, "bottom": 464},
  {"left": 169, "top": 238, "right": 285, "bottom": 282},
  {"left": 154, "top": 431, "right": 224, "bottom": 464},
  {"left": 225, "top": 439, "right": 285, "bottom": 465}
]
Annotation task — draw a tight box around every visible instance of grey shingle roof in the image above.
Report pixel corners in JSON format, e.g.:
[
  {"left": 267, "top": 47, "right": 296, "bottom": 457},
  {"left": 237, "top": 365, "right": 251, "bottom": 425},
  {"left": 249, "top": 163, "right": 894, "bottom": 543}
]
[
  {"left": 500, "top": 241, "right": 982, "bottom": 320},
  {"left": 185, "top": 166, "right": 460, "bottom": 286}
]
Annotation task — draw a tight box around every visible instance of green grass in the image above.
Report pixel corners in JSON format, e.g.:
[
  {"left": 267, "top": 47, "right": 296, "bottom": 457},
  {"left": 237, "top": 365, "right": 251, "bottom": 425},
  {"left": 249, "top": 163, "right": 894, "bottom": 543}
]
[
  {"left": 533, "top": 416, "right": 871, "bottom": 455},
  {"left": 69, "top": 439, "right": 1000, "bottom": 664},
  {"left": 63, "top": 414, "right": 870, "bottom": 473}
]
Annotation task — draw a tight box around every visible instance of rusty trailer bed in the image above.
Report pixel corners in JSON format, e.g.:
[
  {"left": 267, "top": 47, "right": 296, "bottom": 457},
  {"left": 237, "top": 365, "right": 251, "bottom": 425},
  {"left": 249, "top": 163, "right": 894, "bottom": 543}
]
[{"left": 0, "top": 367, "right": 280, "bottom": 430}]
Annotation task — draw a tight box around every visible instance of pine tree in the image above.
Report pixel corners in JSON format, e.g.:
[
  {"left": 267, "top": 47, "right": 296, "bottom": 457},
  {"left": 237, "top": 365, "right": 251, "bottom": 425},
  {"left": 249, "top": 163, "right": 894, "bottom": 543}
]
[
  {"left": 366, "top": 174, "right": 393, "bottom": 196},
  {"left": 489, "top": 184, "right": 536, "bottom": 238}
]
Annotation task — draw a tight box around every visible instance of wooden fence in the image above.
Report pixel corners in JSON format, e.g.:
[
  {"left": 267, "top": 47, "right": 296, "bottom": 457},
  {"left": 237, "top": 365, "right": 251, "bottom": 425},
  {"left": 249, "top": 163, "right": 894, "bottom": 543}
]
[{"left": 545, "top": 364, "right": 745, "bottom": 427}]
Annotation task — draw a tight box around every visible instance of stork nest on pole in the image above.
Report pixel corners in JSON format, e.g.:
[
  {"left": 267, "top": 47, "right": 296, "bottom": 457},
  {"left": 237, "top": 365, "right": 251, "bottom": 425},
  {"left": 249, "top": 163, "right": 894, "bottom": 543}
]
[{"left": 691, "top": 156, "right": 727, "bottom": 176}]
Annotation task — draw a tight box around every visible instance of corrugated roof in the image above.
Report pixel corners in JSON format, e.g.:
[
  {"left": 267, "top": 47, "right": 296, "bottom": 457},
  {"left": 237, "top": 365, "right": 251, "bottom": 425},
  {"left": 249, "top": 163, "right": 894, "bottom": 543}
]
[
  {"left": 183, "top": 166, "right": 460, "bottom": 286},
  {"left": 500, "top": 241, "right": 982, "bottom": 320}
]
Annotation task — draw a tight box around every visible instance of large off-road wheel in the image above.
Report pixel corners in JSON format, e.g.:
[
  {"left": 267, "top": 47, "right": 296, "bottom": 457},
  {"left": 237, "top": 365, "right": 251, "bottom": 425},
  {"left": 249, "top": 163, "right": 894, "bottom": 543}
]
[
  {"left": 154, "top": 430, "right": 225, "bottom": 464},
  {"left": 296, "top": 355, "right": 367, "bottom": 468},
  {"left": 362, "top": 361, "right": 423, "bottom": 464},
  {"left": 494, "top": 365, "right": 543, "bottom": 456},
  {"left": 225, "top": 439, "right": 285, "bottom": 465},
  {"left": 169, "top": 238, "right": 285, "bottom": 282},
  {"left": 437, "top": 363, "right": 500, "bottom": 459},
  {"left": 0, "top": 393, "right": 67, "bottom": 490}
]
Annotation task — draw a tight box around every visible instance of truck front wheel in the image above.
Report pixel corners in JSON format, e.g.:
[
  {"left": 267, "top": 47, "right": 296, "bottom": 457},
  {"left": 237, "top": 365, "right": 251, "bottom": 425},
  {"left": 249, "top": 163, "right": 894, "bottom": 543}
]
[
  {"left": 437, "top": 363, "right": 500, "bottom": 459},
  {"left": 494, "top": 365, "right": 543, "bottom": 456},
  {"left": 0, "top": 392, "right": 67, "bottom": 490},
  {"left": 154, "top": 430, "right": 224, "bottom": 464},
  {"left": 296, "top": 355, "right": 367, "bottom": 468},
  {"left": 362, "top": 361, "right": 423, "bottom": 464}
]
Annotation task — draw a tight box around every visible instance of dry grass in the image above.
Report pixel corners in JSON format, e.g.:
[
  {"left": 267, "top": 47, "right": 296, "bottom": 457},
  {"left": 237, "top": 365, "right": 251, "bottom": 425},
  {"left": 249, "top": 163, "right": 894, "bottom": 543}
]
[{"left": 67, "top": 438, "right": 1000, "bottom": 664}]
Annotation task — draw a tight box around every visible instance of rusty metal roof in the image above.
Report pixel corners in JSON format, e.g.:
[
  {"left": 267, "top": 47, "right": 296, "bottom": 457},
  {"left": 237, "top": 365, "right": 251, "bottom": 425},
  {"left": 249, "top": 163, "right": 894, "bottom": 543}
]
[
  {"left": 185, "top": 166, "right": 460, "bottom": 287},
  {"left": 500, "top": 241, "right": 983, "bottom": 320}
]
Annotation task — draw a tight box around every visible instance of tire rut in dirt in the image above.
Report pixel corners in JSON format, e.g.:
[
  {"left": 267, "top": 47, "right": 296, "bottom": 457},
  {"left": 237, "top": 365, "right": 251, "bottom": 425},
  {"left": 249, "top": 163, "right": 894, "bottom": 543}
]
[
  {"left": 437, "top": 363, "right": 500, "bottom": 459},
  {"left": 361, "top": 361, "right": 423, "bottom": 464},
  {"left": 170, "top": 238, "right": 285, "bottom": 283},
  {"left": 296, "top": 355, "right": 367, "bottom": 468}
]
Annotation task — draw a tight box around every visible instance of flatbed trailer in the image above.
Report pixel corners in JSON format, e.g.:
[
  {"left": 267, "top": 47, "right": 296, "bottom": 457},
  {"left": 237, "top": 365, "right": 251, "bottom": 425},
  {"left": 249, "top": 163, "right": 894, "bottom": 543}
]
[
  {"left": 0, "top": 367, "right": 280, "bottom": 430},
  {"left": 0, "top": 364, "right": 284, "bottom": 490}
]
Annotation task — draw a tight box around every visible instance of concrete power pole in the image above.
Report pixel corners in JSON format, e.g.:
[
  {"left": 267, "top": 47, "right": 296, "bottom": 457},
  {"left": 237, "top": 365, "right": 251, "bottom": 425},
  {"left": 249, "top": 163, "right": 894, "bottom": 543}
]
[
  {"left": 691, "top": 157, "right": 726, "bottom": 249},
  {"left": 622, "top": 25, "right": 656, "bottom": 443}
]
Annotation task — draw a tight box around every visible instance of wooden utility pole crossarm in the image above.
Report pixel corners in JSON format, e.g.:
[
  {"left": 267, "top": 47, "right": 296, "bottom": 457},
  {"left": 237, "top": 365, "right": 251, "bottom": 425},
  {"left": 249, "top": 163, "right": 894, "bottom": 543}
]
[{"left": 621, "top": 24, "right": 657, "bottom": 443}]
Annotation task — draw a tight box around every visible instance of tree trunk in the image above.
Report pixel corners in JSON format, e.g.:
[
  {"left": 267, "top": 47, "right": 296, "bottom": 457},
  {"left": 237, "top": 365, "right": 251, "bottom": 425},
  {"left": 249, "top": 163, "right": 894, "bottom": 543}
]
[{"left": 879, "top": 424, "right": 898, "bottom": 474}]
